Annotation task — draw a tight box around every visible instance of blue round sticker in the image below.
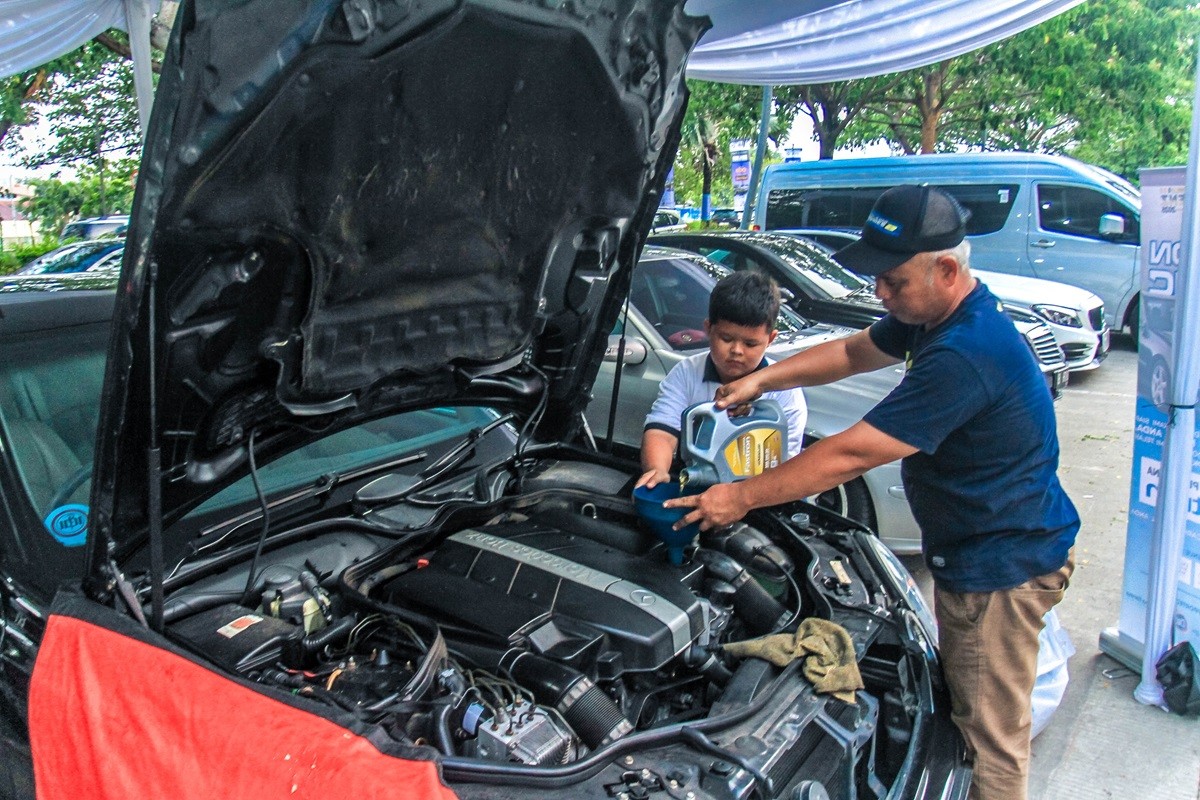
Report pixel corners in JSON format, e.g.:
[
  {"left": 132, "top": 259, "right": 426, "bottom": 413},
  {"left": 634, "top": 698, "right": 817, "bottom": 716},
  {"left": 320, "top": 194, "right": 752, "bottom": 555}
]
[{"left": 44, "top": 504, "right": 88, "bottom": 547}]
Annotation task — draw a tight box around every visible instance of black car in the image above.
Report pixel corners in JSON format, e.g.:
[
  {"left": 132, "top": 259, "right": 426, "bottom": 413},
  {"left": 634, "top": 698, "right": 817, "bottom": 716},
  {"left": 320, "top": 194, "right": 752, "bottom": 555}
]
[
  {"left": 654, "top": 231, "right": 885, "bottom": 329},
  {"left": 0, "top": 3, "right": 970, "bottom": 799}
]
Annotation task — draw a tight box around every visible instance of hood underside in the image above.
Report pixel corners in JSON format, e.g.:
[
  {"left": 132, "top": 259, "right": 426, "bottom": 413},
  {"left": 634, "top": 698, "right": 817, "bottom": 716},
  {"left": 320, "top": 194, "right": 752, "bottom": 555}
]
[{"left": 92, "top": 0, "right": 705, "bottom": 560}]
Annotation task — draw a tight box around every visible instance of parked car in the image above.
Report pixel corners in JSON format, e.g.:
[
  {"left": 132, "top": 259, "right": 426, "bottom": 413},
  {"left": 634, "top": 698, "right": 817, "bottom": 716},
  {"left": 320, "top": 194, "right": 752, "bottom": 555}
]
[
  {"left": 778, "top": 227, "right": 1109, "bottom": 372},
  {"left": 0, "top": 3, "right": 969, "bottom": 800},
  {"left": 653, "top": 230, "right": 885, "bottom": 328},
  {"left": 14, "top": 240, "right": 123, "bottom": 277},
  {"left": 654, "top": 230, "right": 1070, "bottom": 394},
  {"left": 710, "top": 207, "right": 740, "bottom": 227},
  {"left": 59, "top": 214, "right": 129, "bottom": 241},
  {"left": 753, "top": 152, "right": 1141, "bottom": 333},
  {"left": 1138, "top": 296, "right": 1174, "bottom": 407},
  {"left": 651, "top": 208, "right": 685, "bottom": 232}
]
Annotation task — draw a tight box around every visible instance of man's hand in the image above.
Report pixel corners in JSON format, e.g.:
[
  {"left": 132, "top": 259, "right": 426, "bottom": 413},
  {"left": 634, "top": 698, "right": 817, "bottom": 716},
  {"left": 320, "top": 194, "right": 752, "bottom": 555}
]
[
  {"left": 635, "top": 468, "right": 671, "bottom": 489},
  {"left": 714, "top": 372, "right": 765, "bottom": 413},
  {"left": 663, "top": 482, "right": 750, "bottom": 531}
]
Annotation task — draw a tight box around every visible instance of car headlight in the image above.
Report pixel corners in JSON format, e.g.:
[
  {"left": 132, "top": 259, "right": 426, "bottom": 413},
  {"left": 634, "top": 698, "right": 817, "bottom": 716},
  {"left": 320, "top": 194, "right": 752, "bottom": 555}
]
[
  {"left": 1001, "top": 304, "right": 1040, "bottom": 324},
  {"left": 861, "top": 534, "right": 939, "bottom": 646},
  {"left": 1032, "top": 304, "right": 1083, "bottom": 328}
]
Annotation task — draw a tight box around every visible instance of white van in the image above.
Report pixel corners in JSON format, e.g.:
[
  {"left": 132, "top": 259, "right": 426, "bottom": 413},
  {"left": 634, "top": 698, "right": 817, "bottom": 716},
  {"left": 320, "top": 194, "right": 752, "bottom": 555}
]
[{"left": 754, "top": 152, "right": 1141, "bottom": 332}]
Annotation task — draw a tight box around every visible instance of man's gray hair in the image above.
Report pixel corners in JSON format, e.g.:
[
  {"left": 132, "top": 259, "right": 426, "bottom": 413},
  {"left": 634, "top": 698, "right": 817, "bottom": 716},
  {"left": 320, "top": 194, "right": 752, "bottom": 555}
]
[{"left": 934, "top": 238, "right": 971, "bottom": 270}]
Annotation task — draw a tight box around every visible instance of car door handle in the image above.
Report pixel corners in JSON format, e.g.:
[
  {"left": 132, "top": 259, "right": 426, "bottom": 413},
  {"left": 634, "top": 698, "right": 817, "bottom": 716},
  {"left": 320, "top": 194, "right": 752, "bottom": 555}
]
[{"left": 1032, "top": 239, "right": 1056, "bottom": 249}]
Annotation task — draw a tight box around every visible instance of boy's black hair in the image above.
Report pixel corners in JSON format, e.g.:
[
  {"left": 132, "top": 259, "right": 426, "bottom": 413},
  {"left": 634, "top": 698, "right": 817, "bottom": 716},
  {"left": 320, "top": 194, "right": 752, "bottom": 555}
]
[{"left": 708, "top": 270, "right": 781, "bottom": 329}]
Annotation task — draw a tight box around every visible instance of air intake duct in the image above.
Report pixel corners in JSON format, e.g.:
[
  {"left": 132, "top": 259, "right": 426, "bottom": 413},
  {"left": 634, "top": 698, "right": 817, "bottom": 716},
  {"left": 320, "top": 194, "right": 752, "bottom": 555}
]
[{"left": 499, "top": 650, "right": 633, "bottom": 748}]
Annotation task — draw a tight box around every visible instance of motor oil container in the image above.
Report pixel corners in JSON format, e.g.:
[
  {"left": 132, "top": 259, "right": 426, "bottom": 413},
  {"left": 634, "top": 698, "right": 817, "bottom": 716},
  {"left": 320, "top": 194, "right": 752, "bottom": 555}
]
[{"left": 679, "top": 400, "right": 788, "bottom": 490}]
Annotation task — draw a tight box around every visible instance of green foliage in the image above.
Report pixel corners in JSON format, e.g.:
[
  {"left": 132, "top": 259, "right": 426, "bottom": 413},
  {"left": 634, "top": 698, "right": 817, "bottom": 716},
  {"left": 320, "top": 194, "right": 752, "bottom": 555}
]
[
  {"left": 0, "top": 238, "right": 61, "bottom": 276},
  {"left": 17, "top": 40, "right": 143, "bottom": 171},
  {"left": 673, "top": 81, "right": 793, "bottom": 209},
  {"left": 18, "top": 158, "right": 138, "bottom": 235},
  {"left": 786, "top": 0, "right": 1196, "bottom": 179}
]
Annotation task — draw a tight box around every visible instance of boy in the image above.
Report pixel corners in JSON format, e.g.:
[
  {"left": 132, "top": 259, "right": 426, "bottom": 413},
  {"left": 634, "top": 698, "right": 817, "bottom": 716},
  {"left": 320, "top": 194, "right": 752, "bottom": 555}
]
[{"left": 636, "top": 270, "right": 807, "bottom": 489}]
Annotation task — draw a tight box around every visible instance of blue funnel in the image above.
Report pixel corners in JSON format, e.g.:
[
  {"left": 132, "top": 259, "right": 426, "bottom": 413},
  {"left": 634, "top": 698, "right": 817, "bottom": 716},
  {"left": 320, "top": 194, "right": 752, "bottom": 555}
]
[{"left": 633, "top": 482, "right": 700, "bottom": 565}]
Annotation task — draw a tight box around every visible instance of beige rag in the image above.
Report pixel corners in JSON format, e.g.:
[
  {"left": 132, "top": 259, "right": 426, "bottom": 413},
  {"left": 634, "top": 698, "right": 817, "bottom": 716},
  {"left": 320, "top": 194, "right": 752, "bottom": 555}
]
[{"left": 723, "top": 617, "right": 864, "bottom": 703}]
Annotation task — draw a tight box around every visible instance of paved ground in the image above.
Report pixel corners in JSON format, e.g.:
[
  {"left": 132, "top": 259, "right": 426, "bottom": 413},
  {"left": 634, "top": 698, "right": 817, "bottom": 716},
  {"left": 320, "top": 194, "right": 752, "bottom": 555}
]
[{"left": 901, "top": 333, "right": 1200, "bottom": 799}]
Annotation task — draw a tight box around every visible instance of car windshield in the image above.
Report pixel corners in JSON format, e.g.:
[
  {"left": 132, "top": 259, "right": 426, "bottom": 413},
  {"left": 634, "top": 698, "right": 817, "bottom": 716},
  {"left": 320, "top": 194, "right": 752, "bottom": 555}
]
[
  {"left": 630, "top": 254, "right": 811, "bottom": 351},
  {"left": 753, "top": 235, "right": 871, "bottom": 299},
  {"left": 0, "top": 307, "right": 504, "bottom": 528},
  {"left": 17, "top": 241, "right": 122, "bottom": 276}
]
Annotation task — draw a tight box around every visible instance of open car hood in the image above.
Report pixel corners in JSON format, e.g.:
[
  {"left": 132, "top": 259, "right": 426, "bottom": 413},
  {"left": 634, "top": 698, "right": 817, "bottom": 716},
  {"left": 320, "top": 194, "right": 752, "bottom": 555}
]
[{"left": 92, "top": 0, "right": 705, "bottom": 562}]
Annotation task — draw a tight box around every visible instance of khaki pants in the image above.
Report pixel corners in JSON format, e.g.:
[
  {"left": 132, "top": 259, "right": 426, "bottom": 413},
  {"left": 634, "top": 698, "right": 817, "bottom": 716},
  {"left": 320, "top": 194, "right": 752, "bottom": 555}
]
[{"left": 934, "top": 553, "right": 1074, "bottom": 800}]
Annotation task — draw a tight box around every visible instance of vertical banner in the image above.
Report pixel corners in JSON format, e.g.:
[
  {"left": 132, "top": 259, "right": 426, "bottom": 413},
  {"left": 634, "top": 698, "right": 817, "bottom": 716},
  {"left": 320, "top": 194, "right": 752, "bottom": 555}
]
[
  {"left": 1103, "top": 167, "right": 1200, "bottom": 668},
  {"left": 662, "top": 166, "right": 675, "bottom": 209},
  {"left": 730, "top": 138, "right": 751, "bottom": 213}
]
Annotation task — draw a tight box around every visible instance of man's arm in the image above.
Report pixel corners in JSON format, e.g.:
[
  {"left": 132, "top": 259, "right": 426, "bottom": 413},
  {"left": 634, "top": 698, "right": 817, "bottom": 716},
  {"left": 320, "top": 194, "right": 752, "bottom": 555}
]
[
  {"left": 637, "top": 428, "right": 679, "bottom": 488},
  {"left": 664, "top": 420, "right": 918, "bottom": 530},
  {"left": 716, "top": 329, "right": 900, "bottom": 410}
]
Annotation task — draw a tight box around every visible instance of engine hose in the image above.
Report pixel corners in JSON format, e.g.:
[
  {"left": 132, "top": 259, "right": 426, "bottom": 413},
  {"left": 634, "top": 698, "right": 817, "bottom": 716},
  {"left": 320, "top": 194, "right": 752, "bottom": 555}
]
[
  {"left": 499, "top": 650, "right": 633, "bottom": 748},
  {"left": 696, "top": 550, "right": 787, "bottom": 635},
  {"left": 298, "top": 616, "right": 356, "bottom": 654},
  {"left": 434, "top": 702, "right": 457, "bottom": 757},
  {"left": 440, "top": 660, "right": 804, "bottom": 787},
  {"left": 531, "top": 507, "right": 654, "bottom": 555}
]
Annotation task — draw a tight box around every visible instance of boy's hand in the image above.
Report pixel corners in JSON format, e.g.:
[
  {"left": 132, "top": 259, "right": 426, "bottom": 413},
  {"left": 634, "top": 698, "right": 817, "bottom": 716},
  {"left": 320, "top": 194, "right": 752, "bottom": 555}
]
[
  {"left": 635, "top": 468, "right": 671, "bottom": 489},
  {"left": 714, "top": 373, "right": 765, "bottom": 414}
]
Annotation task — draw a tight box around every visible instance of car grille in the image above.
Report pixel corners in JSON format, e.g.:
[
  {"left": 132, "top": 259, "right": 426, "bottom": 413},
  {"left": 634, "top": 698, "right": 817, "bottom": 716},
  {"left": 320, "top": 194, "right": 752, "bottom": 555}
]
[
  {"left": 1088, "top": 305, "right": 1105, "bottom": 331},
  {"left": 1063, "top": 343, "right": 1093, "bottom": 362},
  {"left": 1027, "top": 326, "right": 1066, "bottom": 366}
]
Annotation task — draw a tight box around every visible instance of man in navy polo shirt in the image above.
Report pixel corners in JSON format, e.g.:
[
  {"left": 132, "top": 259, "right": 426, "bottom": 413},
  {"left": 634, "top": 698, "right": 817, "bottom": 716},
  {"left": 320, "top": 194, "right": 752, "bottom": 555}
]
[{"left": 666, "top": 185, "right": 1078, "bottom": 800}]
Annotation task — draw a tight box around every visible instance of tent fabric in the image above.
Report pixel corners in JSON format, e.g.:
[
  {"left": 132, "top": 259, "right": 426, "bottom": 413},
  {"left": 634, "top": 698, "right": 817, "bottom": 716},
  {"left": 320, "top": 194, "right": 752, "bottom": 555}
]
[
  {"left": 29, "top": 613, "right": 459, "bottom": 800},
  {"left": 687, "top": 0, "right": 1088, "bottom": 84},
  {"left": 0, "top": 0, "right": 128, "bottom": 78},
  {"left": 4, "top": 0, "right": 1087, "bottom": 86}
]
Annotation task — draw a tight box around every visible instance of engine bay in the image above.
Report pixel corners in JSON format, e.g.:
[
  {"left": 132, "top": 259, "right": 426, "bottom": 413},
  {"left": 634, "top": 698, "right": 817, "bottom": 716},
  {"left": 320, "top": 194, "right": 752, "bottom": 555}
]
[{"left": 158, "top": 458, "right": 943, "bottom": 799}]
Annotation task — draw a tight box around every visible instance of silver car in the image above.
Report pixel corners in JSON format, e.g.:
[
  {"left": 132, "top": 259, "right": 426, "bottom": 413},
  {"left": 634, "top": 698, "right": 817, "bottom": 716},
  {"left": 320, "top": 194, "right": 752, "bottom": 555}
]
[{"left": 780, "top": 226, "right": 1109, "bottom": 372}]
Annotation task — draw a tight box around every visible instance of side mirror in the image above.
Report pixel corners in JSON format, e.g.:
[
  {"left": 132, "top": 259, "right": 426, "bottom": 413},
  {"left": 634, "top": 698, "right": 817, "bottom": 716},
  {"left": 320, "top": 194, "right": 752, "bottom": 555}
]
[
  {"left": 1098, "top": 213, "right": 1126, "bottom": 238},
  {"left": 604, "top": 335, "right": 647, "bottom": 365}
]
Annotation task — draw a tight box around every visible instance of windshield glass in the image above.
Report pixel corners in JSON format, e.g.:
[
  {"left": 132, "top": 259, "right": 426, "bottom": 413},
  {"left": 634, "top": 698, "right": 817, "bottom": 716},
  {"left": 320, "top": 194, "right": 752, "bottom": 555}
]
[
  {"left": 188, "top": 406, "right": 503, "bottom": 516},
  {"left": 630, "top": 254, "right": 811, "bottom": 352},
  {"left": 17, "top": 241, "right": 123, "bottom": 276},
  {"left": 753, "top": 235, "right": 870, "bottom": 299},
  {"left": 0, "top": 304, "right": 503, "bottom": 528}
]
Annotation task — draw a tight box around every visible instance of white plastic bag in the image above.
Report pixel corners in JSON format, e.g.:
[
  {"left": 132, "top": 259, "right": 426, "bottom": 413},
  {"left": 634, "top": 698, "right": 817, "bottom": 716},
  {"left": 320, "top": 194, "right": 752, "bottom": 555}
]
[{"left": 1031, "top": 608, "right": 1075, "bottom": 738}]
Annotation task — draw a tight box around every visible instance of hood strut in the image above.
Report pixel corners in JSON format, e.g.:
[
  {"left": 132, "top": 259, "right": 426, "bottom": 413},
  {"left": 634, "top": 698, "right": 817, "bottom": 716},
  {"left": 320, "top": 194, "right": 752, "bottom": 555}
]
[
  {"left": 147, "top": 262, "right": 165, "bottom": 632},
  {"left": 602, "top": 303, "right": 633, "bottom": 452}
]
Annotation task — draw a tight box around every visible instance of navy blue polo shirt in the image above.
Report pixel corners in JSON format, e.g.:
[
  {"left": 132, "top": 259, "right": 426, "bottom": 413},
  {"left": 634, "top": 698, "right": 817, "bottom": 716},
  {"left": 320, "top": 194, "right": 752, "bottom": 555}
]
[{"left": 864, "top": 283, "right": 1079, "bottom": 593}]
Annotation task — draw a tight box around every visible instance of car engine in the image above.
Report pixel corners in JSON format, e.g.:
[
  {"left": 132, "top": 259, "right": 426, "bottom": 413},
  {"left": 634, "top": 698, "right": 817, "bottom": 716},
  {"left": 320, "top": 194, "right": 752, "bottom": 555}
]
[{"left": 162, "top": 459, "right": 940, "bottom": 799}]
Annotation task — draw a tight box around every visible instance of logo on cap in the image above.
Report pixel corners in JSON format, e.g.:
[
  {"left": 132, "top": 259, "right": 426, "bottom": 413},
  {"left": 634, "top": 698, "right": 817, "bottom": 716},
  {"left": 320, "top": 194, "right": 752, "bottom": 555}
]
[{"left": 867, "top": 210, "right": 902, "bottom": 237}]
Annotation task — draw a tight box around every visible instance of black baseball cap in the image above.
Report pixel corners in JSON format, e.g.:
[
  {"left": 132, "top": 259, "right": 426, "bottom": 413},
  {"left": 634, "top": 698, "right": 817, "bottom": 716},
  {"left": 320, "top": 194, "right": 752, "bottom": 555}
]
[{"left": 833, "top": 185, "right": 970, "bottom": 276}]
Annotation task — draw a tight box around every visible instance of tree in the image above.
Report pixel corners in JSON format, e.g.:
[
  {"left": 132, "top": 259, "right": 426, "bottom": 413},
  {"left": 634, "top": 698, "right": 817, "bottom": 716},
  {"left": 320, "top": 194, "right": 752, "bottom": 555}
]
[
  {"left": 673, "top": 80, "right": 795, "bottom": 209},
  {"left": 774, "top": 77, "right": 901, "bottom": 158},
  {"left": 18, "top": 158, "right": 138, "bottom": 235},
  {"left": 18, "top": 41, "right": 143, "bottom": 174},
  {"left": 835, "top": 0, "right": 1196, "bottom": 176}
]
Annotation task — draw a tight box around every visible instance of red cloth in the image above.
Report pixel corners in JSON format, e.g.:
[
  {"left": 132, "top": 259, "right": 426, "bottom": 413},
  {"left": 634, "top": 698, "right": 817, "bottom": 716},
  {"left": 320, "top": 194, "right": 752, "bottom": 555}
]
[{"left": 29, "top": 614, "right": 459, "bottom": 800}]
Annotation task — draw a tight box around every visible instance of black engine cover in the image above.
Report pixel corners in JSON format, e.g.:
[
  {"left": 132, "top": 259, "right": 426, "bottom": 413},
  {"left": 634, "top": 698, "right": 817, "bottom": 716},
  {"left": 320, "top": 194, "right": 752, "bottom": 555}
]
[{"left": 384, "top": 519, "right": 704, "bottom": 672}]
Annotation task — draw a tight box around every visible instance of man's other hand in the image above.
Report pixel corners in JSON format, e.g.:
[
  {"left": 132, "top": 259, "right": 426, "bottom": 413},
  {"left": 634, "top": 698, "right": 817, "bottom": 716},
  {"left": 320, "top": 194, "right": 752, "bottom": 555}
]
[{"left": 663, "top": 482, "right": 750, "bottom": 531}]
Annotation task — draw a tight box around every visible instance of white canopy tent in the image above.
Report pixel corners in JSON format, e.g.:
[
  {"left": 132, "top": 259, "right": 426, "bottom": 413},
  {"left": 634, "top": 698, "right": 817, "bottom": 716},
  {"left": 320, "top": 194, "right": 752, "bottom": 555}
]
[{"left": 0, "top": 0, "right": 1194, "bottom": 709}]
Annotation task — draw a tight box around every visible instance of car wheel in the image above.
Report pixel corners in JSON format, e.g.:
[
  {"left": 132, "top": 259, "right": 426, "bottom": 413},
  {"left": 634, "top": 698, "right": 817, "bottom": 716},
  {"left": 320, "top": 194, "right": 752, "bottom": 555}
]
[
  {"left": 1151, "top": 358, "right": 1170, "bottom": 407},
  {"left": 812, "top": 476, "right": 877, "bottom": 532}
]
